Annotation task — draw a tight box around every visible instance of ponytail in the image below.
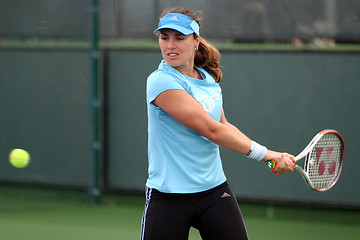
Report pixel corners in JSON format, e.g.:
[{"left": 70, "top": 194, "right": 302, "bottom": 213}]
[{"left": 195, "top": 38, "right": 223, "bottom": 83}]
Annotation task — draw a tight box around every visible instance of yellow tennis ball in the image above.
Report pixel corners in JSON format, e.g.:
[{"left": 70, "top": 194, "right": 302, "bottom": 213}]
[{"left": 9, "top": 149, "right": 30, "bottom": 168}]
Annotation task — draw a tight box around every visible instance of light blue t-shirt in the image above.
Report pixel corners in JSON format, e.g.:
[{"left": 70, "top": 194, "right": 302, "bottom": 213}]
[{"left": 146, "top": 60, "right": 226, "bottom": 193}]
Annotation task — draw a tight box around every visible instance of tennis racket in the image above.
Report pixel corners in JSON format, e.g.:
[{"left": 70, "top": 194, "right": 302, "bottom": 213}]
[{"left": 265, "top": 129, "right": 345, "bottom": 192}]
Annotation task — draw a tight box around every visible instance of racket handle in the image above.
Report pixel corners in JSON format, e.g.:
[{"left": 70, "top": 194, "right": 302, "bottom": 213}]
[{"left": 265, "top": 160, "right": 276, "bottom": 170}]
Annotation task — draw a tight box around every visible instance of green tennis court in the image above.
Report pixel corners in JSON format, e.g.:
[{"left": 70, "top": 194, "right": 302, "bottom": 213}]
[{"left": 1, "top": 194, "right": 359, "bottom": 240}]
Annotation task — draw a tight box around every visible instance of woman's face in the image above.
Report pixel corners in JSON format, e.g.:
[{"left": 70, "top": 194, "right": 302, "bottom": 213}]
[{"left": 159, "top": 29, "right": 199, "bottom": 69}]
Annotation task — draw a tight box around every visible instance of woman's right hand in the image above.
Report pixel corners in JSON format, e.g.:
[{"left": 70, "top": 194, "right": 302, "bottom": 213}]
[{"left": 262, "top": 150, "right": 295, "bottom": 175}]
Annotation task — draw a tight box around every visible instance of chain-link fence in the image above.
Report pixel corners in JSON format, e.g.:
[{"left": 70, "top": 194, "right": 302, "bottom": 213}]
[
  {"left": 0, "top": 0, "right": 93, "bottom": 212},
  {"left": 100, "top": 0, "right": 360, "bottom": 43},
  {"left": 2, "top": 0, "right": 360, "bottom": 43}
]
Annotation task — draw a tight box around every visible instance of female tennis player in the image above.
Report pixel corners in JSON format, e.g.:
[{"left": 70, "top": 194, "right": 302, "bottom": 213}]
[{"left": 141, "top": 7, "right": 295, "bottom": 240}]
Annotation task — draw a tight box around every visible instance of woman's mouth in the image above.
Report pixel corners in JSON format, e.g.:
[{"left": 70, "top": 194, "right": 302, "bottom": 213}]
[{"left": 168, "top": 53, "right": 179, "bottom": 57}]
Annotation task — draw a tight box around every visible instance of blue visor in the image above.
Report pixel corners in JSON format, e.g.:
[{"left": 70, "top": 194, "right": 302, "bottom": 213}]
[{"left": 153, "top": 13, "right": 200, "bottom": 37}]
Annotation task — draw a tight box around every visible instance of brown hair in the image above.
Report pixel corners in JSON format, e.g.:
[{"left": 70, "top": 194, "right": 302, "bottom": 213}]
[{"left": 159, "top": 7, "right": 223, "bottom": 82}]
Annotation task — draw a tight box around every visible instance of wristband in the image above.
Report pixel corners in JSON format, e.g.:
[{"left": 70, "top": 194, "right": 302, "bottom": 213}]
[{"left": 247, "top": 141, "right": 267, "bottom": 161}]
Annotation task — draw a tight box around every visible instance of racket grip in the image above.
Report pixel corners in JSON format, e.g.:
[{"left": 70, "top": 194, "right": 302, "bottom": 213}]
[{"left": 265, "top": 160, "right": 276, "bottom": 171}]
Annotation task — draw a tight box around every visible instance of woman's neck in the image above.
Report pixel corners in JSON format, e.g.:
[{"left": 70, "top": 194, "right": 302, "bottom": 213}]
[{"left": 174, "top": 65, "right": 202, "bottom": 80}]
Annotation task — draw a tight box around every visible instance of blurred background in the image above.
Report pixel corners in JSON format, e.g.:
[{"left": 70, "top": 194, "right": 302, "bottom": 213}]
[{"left": 0, "top": 0, "right": 359, "bottom": 222}]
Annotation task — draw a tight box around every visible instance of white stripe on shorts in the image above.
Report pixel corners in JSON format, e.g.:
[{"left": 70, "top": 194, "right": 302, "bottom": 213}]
[{"left": 140, "top": 187, "right": 152, "bottom": 240}]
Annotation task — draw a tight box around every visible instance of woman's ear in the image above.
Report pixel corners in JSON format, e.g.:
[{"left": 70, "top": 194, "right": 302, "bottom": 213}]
[{"left": 195, "top": 37, "right": 200, "bottom": 50}]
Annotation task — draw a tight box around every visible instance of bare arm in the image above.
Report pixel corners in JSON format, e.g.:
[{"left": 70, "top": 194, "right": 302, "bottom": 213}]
[
  {"left": 153, "top": 89, "right": 295, "bottom": 174},
  {"left": 153, "top": 89, "right": 252, "bottom": 155},
  {"left": 219, "top": 101, "right": 295, "bottom": 174}
]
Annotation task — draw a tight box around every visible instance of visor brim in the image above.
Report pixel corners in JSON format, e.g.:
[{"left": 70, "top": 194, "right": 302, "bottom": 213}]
[{"left": 153, "top": 24, "right": 194, "bottom": 35}]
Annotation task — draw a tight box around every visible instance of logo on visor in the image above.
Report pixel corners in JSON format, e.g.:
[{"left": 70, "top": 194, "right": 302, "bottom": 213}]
[{"left": 169, "top": 16, "right": 179, "bottom": 21}]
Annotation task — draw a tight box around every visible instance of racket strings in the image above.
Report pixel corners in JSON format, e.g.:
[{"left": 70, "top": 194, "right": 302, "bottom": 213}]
[{"left": 306, "top": 133, "right": 343, "bottom": 190}]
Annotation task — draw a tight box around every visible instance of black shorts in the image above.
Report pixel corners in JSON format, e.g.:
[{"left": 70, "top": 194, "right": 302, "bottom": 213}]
[{"left": 140, "top": 182, "right": 248, "bottom": 240}]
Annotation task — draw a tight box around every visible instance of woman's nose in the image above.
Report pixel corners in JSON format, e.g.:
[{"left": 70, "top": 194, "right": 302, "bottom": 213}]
[{"left": 167, "top": 39, "right": 176, "bottom": 49}]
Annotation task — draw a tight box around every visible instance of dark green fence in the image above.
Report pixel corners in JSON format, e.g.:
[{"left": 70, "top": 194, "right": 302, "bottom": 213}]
[
  {"left": 106, "top": 50, "right": 360, "bottom": 207},
  {"left": 2, "top": 0, "right": 360, "bottom": 42},
  {"left": 1, "top": 1, "right": 360, "bottom": 211},
  {"left": 0, "top": 50, "right": 92, "bottom": 211}
]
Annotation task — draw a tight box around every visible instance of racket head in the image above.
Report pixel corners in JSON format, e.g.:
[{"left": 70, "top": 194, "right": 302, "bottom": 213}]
[{"left": 300, "top": 129, "right": 345, "bottom": 192}]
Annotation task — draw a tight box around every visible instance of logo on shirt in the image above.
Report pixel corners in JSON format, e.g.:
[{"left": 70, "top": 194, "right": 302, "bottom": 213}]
[
  {"left": 203, "top": 99, "right": 215, "bottom": 113},
  {"left": 194, "top": 89, "right": 220, "bottom": 114}
]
